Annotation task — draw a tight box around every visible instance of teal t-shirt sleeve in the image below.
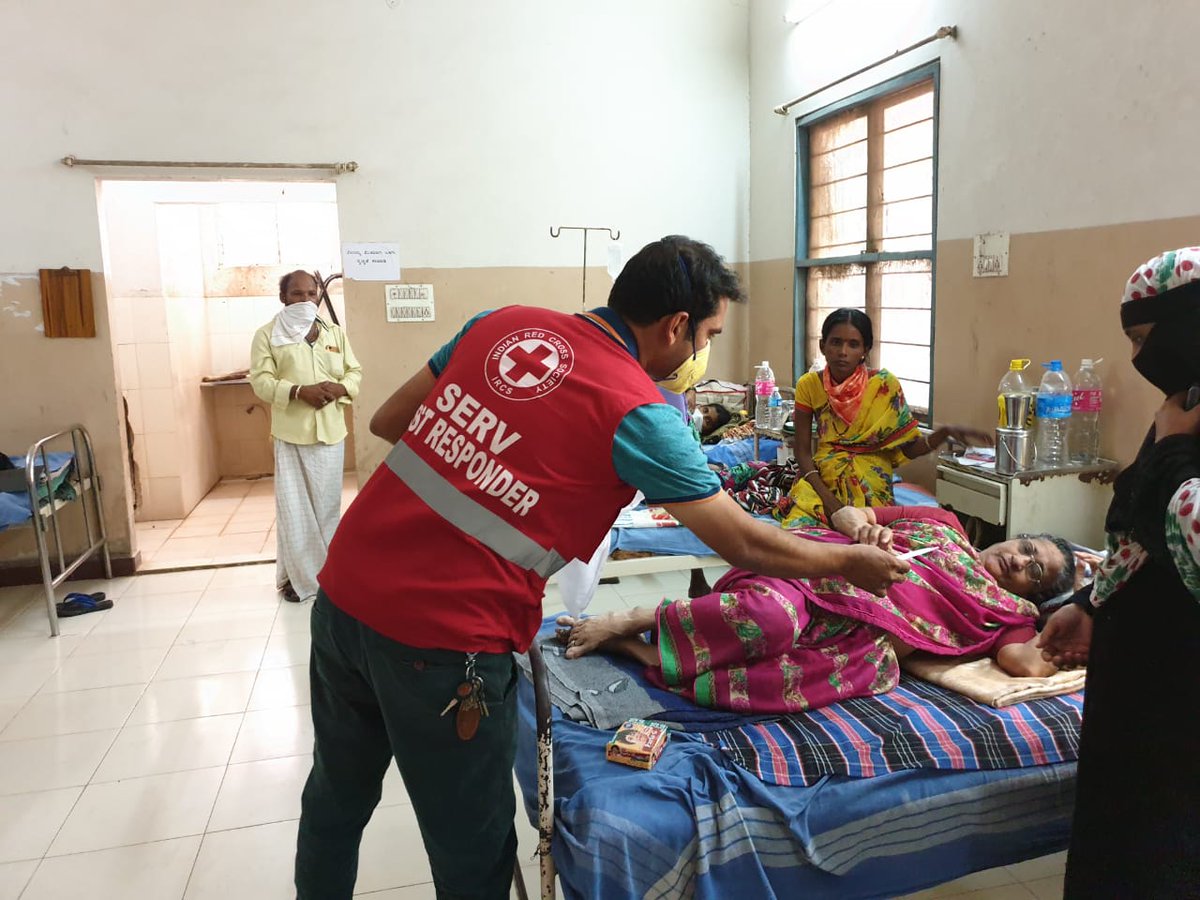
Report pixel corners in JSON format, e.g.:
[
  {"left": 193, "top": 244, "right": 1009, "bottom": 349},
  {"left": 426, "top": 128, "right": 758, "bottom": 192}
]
[
  {"left": 428, "top": 310, "right": 493, "bottom": 376},
  {"left": 612, "top": 404, "right": 721, "bottom": 504}
]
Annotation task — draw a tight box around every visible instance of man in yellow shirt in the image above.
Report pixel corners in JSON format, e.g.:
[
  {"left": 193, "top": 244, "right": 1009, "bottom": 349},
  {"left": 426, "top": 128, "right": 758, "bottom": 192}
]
[{"left": 250, "top": 271, "right": 363, "bottom": 603}]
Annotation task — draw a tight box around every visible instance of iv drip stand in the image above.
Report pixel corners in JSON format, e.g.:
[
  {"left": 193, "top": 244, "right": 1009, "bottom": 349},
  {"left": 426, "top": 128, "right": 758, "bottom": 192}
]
[{"left": 549, "top": 225, "right": 620, "bottom": 308}]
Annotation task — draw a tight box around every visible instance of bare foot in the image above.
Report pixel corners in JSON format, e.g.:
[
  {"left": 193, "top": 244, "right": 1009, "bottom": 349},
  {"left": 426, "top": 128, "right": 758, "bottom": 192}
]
[{"left": 554, "top": 608, "right": 656, "bottom": 660}]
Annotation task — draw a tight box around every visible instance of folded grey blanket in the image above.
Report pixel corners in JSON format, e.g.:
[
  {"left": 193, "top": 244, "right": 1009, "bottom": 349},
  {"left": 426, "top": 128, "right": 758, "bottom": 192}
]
[{"left": 514, "top": 637, "right": 659, "bottom": 730}]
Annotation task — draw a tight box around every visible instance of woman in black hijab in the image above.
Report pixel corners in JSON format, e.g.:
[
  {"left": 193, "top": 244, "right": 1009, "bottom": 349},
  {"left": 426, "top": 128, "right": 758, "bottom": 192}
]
[{"left": 1040, "top": 247, "right": 1200, "bottom": 897}]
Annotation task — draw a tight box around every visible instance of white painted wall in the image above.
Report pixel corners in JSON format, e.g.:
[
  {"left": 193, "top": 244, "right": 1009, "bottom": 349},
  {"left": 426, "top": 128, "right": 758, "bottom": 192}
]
[
  {"left": 750, "top": 0, "right": 1200, "bottom": 260},
  {"left": 1, "top": 0, "right": 751, "bottom": 272}
]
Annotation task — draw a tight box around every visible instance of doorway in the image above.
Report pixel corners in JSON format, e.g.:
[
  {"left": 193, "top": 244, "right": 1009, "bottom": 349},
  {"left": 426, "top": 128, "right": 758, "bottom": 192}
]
[{"left": 96, "top": 180, "right": 359, "bottom": 570}]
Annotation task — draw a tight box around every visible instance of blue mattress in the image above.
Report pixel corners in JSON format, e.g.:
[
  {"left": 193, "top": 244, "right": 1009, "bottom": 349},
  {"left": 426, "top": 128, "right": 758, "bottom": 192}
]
[
  {"left": 515, "top": 678, "right": 1075, "bottom": 900},
  {"left": 0, "top": 452, "right": 74, "bottom": 532}
]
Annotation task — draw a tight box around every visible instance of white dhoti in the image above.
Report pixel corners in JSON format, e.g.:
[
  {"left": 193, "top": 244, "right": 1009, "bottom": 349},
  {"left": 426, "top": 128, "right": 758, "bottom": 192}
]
[{"left": 274, "top": 439, "right": 344, "bottom": 602}]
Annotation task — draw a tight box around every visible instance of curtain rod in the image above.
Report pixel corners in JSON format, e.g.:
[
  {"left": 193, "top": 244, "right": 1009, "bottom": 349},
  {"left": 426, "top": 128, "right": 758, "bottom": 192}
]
[
  {"left": 773, "top": 25, "right": 956, "bottom": 116},
  {"left": 60, "top": 155, "right": 358, "bottom": 174}
]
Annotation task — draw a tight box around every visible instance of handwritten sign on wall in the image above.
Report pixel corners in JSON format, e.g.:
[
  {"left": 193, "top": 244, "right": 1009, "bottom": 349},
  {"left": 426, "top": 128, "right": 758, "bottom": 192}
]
[{"left": 341, "top": 243, "right": 401, "bottom": 281}]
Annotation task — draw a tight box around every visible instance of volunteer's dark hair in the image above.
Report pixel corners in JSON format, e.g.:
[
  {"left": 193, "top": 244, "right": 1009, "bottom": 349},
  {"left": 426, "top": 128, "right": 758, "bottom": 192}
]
[
  {"left": 820, "top": 308, "right": 875, "bottom": 351},
  {"left": 607, "top": 235, "right": 743, "bottom": 327}
]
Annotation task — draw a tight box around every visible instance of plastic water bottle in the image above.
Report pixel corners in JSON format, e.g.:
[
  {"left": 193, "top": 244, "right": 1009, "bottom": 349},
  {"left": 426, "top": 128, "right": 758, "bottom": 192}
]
[
  {"left": 1035, "top": 360, "right": 1073, "bottom": 467},
  {"left": 768, "top": 388, "right": 784, "bottom": 431},
  {"left": 754, "top": 361, "right": 775, "bottom": 429},
  {"left": 1070, "top": 358, "right": 1103, "bottom": 464},
  {"left": 997, "top": 359, "right": 1033, "bottom": 428}
]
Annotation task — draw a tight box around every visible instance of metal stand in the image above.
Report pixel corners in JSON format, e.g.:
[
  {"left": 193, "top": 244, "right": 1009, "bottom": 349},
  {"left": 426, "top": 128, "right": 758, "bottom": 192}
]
[{"left": 549, "top": 225, "right": 620, "bottom": 308}]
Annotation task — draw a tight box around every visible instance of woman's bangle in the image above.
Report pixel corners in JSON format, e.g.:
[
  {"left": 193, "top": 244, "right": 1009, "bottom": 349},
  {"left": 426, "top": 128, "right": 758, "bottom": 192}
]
[
  {"left": 801, "top": 469, "right": 819, "bottom": 481},
  {"left": 290, "top": 385, "right": 299, "bottom": 401}
]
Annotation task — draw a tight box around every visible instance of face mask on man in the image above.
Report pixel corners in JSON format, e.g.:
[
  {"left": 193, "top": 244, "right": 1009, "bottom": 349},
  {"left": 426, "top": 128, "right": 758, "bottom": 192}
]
[{"left": 657, "top": 340, "right": 710, "bottom": 394}]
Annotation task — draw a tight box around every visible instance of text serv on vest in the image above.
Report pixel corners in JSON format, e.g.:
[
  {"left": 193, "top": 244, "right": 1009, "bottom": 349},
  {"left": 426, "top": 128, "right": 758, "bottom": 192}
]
[{"left": 406, "top": 383, "right": 541, "bottom": 516}]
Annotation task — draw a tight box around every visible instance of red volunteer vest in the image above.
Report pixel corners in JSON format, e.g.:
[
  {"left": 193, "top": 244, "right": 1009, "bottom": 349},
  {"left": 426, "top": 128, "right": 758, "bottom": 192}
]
[{"left": 319, "top": 306, "right": 665, "bottom": 653}]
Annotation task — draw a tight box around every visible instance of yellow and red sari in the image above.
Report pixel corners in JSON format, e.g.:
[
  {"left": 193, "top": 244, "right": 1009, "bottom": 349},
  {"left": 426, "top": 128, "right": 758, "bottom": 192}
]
[{"left": 777, "top": 367, "right": 917, "bottom": 526}]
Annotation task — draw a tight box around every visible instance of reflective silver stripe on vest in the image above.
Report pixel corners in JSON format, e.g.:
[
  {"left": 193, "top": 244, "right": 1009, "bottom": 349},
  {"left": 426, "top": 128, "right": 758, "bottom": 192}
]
[{"left": 384, "top": 441, "right": 568, "bottom": 579}]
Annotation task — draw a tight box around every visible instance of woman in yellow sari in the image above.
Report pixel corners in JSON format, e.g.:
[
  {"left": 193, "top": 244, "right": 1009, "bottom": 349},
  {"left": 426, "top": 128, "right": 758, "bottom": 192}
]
[{"left": 778, "top": 308, "right": 988, "bottom": 527}]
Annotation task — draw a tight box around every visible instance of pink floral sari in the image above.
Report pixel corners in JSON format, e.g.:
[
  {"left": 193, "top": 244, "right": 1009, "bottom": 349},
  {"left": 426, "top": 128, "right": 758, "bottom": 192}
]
[{"left": 649, "top": 517, "right": 1038, "bottom": 713}]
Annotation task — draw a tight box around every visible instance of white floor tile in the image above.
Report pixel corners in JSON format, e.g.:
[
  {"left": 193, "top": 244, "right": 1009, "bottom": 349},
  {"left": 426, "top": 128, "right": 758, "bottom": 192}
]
[
  {"left": 1025, "top": 874, "right": 1065, "bottom": 900},
  {"left": 230, "top": 705, "right": 313, "bottom": 763},
  {"left": 99, "top": 591, "right": 202, "bottom": 623},
  {"left": 69, "top": 620, "right": 184, "bottom": 656},
  {"left": 92, "top": 713, "right": 243, "bottom": 782},
  {"left": 49, "top": 767, "right": 224, "bottom": 855},
  {"left": 356, "top": 884, "right": 437, "bottom": 899},
  {"left": 193, "top": 584, "right": 282, "bottom": 615},
  {"left": 155, "top": 637, "right": 268, "bottom": 681},
  {"left": 27, "top": 835, "right": 202, "bottom": 899},
  {"left": 0, "top": 659, "right": 62, "bottom": 701},
  {"left": 127, "top": 671, "right": 256, "bottom": 725},
  {"left": 1006, "top": 850, "right": 1067, "bottom": 882},
  {"left": 0, "top": 633, "right": 85, "bottom": 665},
  {"left": 247, "top": 665, "right": 309, "bottom": 710},
  {"left": 123, "top": 570, "right": 215, "bottom": 598},
  {"left": 0, "top": 730, "right": 116, "bottom": 795},
  {"left": 357, "top": 803, "right": 433, "bottom": 894},
  {"left": 1, "top": 607, "right": 103, "bottom": 638},
  {"left": 208, "top": 754, "right": 310, "bottom": 832},
  {"left": 0, "top": 703, "right": 24, "bottom": 736},
  {"left": 0, "top": 860, "right": 37, "bottom": 899},
  {"left": 261, "top": 630, "right": 311, "bottom": 668},
  {"left": 40, "top": 646, "right": 167, "bottom": 693},
  {"left": 207, "top": 563, "right": 276, "bottom": 589},
  {"left": 0, "top": 684, "right": 143, "bottom": 742},
  {"left": 380, "top": 762, "right": 410, "bottom": 809},
  {"left": 177, "top": 609, "right": 278, "bottom": 643},
  {"left": 56, "top": 577, "right": 136, "bottom": 601},
  {"left": 271, "top": 600, "right": 313, "bottom": 634},
  {"left": 0, "top": 787, "right": 82, "bottom": 863},
  {"left": 184, "top": 818, "right": 298, "bottom": 900}
]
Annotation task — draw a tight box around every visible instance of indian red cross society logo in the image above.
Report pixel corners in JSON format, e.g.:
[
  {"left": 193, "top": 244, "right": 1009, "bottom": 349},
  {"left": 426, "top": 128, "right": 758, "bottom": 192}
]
[{"left": 484, "top": 330, "right": 575, "bottom": 401}]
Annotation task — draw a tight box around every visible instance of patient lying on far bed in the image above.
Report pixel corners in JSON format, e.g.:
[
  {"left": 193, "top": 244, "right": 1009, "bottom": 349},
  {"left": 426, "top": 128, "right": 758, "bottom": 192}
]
[{"left": 557, "top": 506, "right": 1075, "bottom": 714}]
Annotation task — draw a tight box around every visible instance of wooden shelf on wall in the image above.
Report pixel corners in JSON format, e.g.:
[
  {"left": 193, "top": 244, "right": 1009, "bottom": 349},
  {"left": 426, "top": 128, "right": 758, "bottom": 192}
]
[{"left": 39, "top": 268, "right": 96, "bottom": 338}]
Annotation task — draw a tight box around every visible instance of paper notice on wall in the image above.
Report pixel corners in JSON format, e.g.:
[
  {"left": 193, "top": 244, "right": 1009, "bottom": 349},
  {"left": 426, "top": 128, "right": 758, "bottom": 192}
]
[
  {"left": 607, "top": 243, "right": 625, "bottom": 279},
  {"left": 341, "top": 243, "right": 401, "bottom": 281}
]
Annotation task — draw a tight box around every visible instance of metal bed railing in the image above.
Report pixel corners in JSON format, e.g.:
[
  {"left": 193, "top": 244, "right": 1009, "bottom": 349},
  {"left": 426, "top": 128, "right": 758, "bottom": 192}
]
[{"left": 20, "top": 425, "right": 112, "bottom": 636}]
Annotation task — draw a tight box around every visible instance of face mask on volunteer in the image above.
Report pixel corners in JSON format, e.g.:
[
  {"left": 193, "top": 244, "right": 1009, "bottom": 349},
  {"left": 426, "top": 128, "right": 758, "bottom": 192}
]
[{"left": 657, "top": 340, "right": 710, "bottom": 394}]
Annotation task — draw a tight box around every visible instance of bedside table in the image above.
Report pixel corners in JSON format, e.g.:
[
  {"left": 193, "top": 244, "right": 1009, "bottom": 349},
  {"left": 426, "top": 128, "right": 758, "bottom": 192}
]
[{"left": 935, "top": 457, "right": 1118, "bottom": 549}]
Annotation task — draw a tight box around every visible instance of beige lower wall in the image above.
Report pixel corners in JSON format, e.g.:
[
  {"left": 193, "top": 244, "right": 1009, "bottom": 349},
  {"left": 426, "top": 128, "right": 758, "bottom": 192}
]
[
  {"left": 0, "top": 272, "right": 134, "bottom": 566},
  {"left": 344, "top": 265, "right": 750, "bottom": 478},
  {"left": 206, "top": 383, "right": 357, "bottom": 480},
  {"left": 748, "top": 215, "right": 1200, "bottom": 471}
]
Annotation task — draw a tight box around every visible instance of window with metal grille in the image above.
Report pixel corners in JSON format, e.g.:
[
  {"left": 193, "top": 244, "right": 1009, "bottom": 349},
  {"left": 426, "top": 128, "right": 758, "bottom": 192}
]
[{"left": 796, "top": 67, "right": 937, "bottom": 418}]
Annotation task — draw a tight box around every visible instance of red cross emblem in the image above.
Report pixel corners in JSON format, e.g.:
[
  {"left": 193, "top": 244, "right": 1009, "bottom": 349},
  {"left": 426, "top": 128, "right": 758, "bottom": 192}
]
[{"left": 484, "top": 330, "right": 575, "bottom": 401}]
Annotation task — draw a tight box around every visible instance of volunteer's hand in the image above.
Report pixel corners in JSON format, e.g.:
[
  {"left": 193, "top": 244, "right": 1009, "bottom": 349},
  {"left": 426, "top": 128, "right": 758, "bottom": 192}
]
[
  {"left": 1037, "top": 603, "right": 1093, "bottom": 668},
  {"left": 1072, "top": 550, "right": 1105, "bottom": 591},
  {"left": 842, "top": 545, "right": 909, "bottom": 597},
  {"left": 1155, "top": 391, "right": 1200, "bottom": 441}
]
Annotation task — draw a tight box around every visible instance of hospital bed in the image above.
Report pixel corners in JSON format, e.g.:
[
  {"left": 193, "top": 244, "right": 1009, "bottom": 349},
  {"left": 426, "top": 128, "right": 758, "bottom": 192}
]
[
  {"left": 515, "top": 624, "right": 1079, "bottom": 900},
  {"left": 0, "top": 426, "right": 112, "bottom": 636}
]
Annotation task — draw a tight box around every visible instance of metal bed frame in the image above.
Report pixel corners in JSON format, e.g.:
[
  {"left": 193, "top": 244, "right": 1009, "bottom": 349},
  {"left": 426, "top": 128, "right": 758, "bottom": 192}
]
[{"left": 1, "top": 425, "right": 112, "bottom": 637}]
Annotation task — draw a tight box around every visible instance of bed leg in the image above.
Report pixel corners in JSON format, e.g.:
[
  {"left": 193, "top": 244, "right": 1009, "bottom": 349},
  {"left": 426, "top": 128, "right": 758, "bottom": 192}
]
[{"left": 527, "top": 642, "right": 557, "bottom": 900}]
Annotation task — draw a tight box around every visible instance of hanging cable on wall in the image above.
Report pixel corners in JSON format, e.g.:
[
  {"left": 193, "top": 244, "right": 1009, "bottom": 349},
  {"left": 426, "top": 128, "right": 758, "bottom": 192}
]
[{"left": 550, "top": 225, "right": 621, "bottom": 308}]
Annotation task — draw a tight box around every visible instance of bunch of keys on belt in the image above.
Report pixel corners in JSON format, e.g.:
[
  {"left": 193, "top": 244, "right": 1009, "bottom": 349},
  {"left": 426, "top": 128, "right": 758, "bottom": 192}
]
[{"left": 440, "top": 652, "right": 489, "bottom": 740}]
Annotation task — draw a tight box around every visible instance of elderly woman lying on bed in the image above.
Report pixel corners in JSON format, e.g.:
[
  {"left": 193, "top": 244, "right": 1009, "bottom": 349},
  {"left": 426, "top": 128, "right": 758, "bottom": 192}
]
[{"left": 557, "top": 506, "right": 1074, "bottom": 714}]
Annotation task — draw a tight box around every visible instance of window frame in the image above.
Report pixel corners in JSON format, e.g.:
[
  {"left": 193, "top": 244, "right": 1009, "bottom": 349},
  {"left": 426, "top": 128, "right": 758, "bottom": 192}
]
[{"left": 792, "top": 61, "right": 941, "bottom": 419}]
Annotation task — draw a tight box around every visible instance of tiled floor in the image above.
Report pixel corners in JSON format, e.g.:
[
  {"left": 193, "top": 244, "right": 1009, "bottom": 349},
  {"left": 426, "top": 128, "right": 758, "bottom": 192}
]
[
  {"left": 135, "top": 475, "right": 358, "bottom": 572},
  {"left": 0, "top": 565, "right": 1066, "bottom": 899}
]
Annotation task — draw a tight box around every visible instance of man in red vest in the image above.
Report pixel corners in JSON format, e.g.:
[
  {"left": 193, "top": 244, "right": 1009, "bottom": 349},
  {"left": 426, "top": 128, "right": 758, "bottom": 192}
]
[{"left": 294, "top": 236, "right": 909, "bottom": 899}]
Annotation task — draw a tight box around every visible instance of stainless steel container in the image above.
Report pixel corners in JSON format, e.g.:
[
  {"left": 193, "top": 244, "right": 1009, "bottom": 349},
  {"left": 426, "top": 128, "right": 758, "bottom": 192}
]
[{"left": 995, "top": 427, "right": 1033, "bottom": 475}]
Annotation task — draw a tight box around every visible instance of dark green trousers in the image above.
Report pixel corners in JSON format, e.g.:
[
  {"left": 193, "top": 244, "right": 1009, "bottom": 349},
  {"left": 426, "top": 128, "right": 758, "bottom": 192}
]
[{"left": 295, "top": 590, "right": 519, "bottom": 899}]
